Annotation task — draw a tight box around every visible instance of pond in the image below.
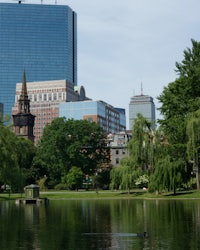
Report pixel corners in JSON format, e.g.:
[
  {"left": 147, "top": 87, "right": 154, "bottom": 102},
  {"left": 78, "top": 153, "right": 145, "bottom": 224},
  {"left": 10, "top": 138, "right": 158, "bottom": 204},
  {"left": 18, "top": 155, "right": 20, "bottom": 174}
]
[{"left": 0, "top": 198, "right": 200, "bottom": 249}]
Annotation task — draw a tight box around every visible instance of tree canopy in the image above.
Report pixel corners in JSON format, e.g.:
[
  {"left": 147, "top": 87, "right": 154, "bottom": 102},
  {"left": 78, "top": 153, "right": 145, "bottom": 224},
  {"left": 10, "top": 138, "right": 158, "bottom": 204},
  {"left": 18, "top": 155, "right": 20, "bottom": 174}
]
[
  {"left": 32, "top": 118, "right": 110, "bottom": 187},
  {"left": 158, "top": 39, "right": 200, "bottom": 144},
  {"left": 110, "top": 40, "right": 200, "bottom": 193},
  {"left": 0, "top": 124, "right": 36, "bottom": 191},
  {"left": 156, "top": 39, "right": 200, "bottom": 190}
]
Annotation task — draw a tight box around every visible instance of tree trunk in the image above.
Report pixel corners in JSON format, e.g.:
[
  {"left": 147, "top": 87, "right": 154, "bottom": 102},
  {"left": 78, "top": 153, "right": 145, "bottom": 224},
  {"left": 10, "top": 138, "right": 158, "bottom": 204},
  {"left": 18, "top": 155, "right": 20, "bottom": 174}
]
[
  {"left": 196, "top": 166, "right": 200, "bottom": 189},
  {"left": 194, "top": 161, "right": 200, "bottom": 189},
  {"left": 173, "top": 186, "right": 176, "bottom": 195}
]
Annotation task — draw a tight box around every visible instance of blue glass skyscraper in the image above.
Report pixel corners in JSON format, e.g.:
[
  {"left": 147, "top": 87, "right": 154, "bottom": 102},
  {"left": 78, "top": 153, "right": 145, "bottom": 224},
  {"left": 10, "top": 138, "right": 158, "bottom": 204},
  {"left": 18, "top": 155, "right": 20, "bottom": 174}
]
[{"left": 0, "top": 3, "right": 77, "bottom": 116}]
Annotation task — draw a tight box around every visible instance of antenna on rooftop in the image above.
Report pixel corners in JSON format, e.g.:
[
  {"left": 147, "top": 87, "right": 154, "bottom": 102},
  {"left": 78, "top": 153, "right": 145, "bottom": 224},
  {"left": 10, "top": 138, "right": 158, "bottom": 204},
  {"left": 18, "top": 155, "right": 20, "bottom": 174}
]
[
  {"left": 141, "top": 82, "right": 143, "bottom": 95},
  {"left": 13, "top": 0, "right": 25, "bottom": 3}
]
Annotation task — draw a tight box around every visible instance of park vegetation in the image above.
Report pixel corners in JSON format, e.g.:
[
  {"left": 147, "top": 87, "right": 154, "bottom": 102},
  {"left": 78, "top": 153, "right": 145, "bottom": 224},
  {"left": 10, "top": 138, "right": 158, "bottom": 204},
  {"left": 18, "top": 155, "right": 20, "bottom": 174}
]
[
  {"left": 111, "top": 39, "right": 200, "bottom": 194},
  {"left": 1, "top": 39, "right": 200, "bottom": 194},
  {"left": 0, "top": 118, "right": 110, "bottom": 192}
]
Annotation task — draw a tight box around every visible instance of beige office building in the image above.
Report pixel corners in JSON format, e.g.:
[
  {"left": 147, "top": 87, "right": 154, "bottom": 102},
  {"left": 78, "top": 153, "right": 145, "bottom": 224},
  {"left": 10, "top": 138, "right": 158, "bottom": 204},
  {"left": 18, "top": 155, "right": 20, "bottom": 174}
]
[{"left": 12, "top": 79, "right": 88, "bottom": 144}]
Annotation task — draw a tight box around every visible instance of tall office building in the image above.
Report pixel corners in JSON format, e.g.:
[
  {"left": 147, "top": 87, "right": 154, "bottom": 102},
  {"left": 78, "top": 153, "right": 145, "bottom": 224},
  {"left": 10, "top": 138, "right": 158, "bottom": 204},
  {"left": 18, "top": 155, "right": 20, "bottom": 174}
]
[
  {"left": 0, "top": 103, "right": 3, "bottom": 120},
  {"left": 12, "top": 79, "right": 88, "bottom": 144},
  {"left": 59, "top": 100, "right": 126, "bottom": 133},
  {"left": 129, "top": 94, "right": 156, "bottom": 130},
  {"left": 0, "top": 3, "right": 77, "bottom": 117}
]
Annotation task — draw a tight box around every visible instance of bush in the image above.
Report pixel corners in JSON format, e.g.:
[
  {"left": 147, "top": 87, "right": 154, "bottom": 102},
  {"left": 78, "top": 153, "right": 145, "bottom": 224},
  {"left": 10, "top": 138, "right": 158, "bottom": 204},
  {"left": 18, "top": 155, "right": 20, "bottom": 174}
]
[{"left": 54, "top": 183, "right": 68, "bottom": 190}]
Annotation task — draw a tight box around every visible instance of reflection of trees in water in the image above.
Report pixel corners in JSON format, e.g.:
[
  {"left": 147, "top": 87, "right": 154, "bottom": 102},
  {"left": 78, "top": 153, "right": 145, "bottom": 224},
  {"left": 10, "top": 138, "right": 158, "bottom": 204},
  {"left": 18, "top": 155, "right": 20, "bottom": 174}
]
[
  {"left": 109, "top": 199, "right": 147, "bottom": 249},
  {"left": 1, "top": 200, "right": 200, "bottom": 249},
  {"left": 0, "top": 202, "right": 48, "bottom": 249},
  {"left": 144, "top": 200, "right": 200, "bottom": 249},
  {"left": 81, "top": 200, "right": 112, "bottom": 249}
]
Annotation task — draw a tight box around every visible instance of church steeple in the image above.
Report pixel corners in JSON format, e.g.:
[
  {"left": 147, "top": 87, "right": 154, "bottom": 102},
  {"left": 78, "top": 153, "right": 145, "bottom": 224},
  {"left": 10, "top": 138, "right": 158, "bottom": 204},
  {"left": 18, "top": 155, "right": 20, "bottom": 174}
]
[
  {"left": 21, "top": 70, "right": 28, "bottom": 100},
  {"left": 18, "top": 70, "right": 30, "bottom": 114},
  {"left": 12, "top": 71, "right": 35, "bottom": 142}
]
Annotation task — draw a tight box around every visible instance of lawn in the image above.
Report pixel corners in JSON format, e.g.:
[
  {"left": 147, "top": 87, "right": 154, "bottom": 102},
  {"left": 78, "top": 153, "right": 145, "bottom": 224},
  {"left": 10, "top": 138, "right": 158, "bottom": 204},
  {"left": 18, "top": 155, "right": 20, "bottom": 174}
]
[{"left": 1, "top": 189, "right": 200, "bottom": 200}]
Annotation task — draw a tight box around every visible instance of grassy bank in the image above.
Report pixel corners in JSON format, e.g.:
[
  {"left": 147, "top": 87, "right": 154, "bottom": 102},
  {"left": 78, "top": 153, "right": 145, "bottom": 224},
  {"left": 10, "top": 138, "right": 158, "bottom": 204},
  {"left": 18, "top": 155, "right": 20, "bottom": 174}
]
[{"left": 1, "top": 189, "right": 200, "bottom": 200}]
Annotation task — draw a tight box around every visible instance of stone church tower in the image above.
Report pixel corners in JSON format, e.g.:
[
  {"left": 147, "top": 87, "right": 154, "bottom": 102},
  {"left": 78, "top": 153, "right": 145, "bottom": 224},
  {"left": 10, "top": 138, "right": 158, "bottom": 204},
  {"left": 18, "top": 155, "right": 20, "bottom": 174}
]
[{"left": 12, "top": 71, "right": 35, "bottom": 142}]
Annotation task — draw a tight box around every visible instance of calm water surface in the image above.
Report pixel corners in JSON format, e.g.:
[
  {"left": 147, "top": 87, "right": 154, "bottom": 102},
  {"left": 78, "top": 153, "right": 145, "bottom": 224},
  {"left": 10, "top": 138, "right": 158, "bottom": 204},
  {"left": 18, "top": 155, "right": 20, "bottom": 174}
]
[{"left": 0, "top": 198, "right": 200, "bottom": 249}]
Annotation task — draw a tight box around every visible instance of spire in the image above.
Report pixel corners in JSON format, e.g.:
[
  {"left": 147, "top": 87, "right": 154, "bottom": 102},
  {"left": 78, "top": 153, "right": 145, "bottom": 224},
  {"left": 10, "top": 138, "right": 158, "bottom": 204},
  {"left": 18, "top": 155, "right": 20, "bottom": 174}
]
[
  {"left": 20, "top": 69, "right": 28, "bottom": 100},
  {"left": 18, "top": 70, "right": 30, "bottom": 114},
  {"left": 141, "top": 81, "right": 143, "bottom": 96}
]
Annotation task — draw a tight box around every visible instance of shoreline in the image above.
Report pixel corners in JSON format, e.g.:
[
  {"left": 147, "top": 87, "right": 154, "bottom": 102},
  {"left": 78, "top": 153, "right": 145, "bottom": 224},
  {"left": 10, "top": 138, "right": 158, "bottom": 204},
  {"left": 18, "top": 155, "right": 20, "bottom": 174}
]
[{"left": 1, "top": 189, "right": 200, "bottom": 201}]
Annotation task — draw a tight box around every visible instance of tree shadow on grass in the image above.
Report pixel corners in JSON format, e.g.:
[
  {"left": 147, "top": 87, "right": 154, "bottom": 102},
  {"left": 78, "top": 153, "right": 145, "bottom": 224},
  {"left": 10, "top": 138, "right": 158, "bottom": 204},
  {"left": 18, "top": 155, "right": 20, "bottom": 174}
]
[
  {"left": 118, "top": 190, "right": 146, "bottom": 196},
  {"left": 164, "top": 191, "right": 194, "bottom": 197}
]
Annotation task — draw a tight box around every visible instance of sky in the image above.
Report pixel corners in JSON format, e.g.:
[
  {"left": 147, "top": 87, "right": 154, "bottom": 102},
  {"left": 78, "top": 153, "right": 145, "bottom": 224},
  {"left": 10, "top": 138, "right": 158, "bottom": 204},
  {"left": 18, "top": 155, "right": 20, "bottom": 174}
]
[{"left": 2, "top": 0, "right": 200, "bottom": 128}]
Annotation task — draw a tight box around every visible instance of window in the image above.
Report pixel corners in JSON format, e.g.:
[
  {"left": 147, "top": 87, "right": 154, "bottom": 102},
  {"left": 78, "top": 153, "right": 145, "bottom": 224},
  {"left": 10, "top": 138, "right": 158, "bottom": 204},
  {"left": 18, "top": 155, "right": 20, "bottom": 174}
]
[
  {"left": 88, "top": 117, "right": 93, "bottom": 122},
  {"left": 19, "top": 127, "right": 23, "bottom": 134},
  {"left": 39, "top": 93, "right": 42, "bottom": 101}
]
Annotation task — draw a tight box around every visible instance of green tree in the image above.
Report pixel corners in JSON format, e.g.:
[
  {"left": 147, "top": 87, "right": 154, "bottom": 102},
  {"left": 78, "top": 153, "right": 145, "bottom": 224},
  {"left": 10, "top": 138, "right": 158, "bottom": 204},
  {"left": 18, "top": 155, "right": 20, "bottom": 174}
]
[
  {"left": 110, "top": 114, "right": 155, "bottom": 193},
  {"left": 186, "top": 110, "right": 200, "bottom": 189},
  {"left": 15, "top": 137, "right": 37, "bottom": 190},
  {"left": 0, "top": 125, "right": 19, "bottom": 190},
  {"left": 63, "top": 166, "right": 84, "bottom": 191},
  {"left": 0, "top": 125, "right": 36, "bottom": 191},
  {"left": 150, "top": 154, "right": 187, "bottom": 194},
  {"left": 128, "top": 113, "right": 156, "bottom": 171},
  {"left": 157, "top": 39, "right": 200, "bottom": 191},
  {"left": 110, "top": 165, "right": 123, "bottom": 190},
  {"left": 158, "top": 39, "right": 200, "bottom": 144},
  {"left": 110, "top": 157, "right": 143, "bottom": 193},
  {"left": 33, "top": 118, "right": 110, "bottom": 187}
]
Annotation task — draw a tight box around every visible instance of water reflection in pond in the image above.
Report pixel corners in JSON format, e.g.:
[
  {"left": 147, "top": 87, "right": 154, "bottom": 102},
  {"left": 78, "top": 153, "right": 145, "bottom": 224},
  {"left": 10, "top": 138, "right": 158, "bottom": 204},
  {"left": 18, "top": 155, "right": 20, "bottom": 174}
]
[{"left": 0, "top": 199, "right": 200, "bottom": 249}]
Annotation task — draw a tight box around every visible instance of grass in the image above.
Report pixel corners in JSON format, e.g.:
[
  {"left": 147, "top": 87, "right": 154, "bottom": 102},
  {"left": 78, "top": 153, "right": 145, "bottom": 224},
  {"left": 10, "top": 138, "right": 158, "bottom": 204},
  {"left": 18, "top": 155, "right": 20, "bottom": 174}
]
[{"left": 1, "top": 189, "right": 200, "bottom": 200}]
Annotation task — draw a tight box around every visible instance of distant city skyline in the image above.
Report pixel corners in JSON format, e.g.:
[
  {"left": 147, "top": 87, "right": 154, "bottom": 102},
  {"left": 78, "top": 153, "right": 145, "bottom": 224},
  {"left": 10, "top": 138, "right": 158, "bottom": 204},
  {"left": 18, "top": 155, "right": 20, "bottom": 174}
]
[
  {"left": 54, "top": 0, "right": 200, "bottom": 127},
  {"left": 1, "top": 0, "right": 200, "bottom": 129}
]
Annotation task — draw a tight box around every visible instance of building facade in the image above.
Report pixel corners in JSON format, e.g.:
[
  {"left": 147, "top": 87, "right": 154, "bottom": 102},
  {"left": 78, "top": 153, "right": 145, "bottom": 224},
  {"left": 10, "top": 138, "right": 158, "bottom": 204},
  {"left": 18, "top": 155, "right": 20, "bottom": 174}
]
[
  {"left": 107, "top": 131, "right": 132, "bottom": 166},
  {"left": 12, "top": 79, "right": 88, "bottom": 144},
  {"left": 129, "top": 94, "right": 156, "bottom": 130},
  {"left": 59, "top": 100, "right": 126, "bottom": 134},
  {"left": 0, "top": 3, "right": 77, "bottom": 117}
]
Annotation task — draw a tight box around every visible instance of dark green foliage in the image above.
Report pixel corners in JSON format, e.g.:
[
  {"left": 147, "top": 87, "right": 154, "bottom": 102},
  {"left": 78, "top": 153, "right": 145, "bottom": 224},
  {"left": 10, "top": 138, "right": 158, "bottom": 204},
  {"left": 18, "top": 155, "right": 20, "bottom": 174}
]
[
  {"left": 62, "top": 166, "right": 84, "bottom": 190},
  {"left": 0, "top": 125, "right": 36, "bottom": 192},
  {"left": 110, "top": 115, "right": 150, "bottom": 192},
  {"left": 110, "top": 159, "right": 143, "bottom": 192},
  {"left": 158, "top": 39, "right": 200, "bottom": 144},
  {"left": 32, "top": 118, "right": 110, "bottom": 186},
  {"left": 186, "top": 110, "right": 200, "bottom": 188},
  {"left": 156, "top": 39, "right": 200, "bottom": 191}
]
